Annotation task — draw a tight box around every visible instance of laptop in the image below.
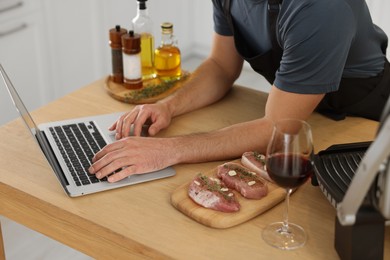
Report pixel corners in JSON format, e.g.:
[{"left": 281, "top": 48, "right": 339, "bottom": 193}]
[{"left": 0, "top": 64, "right": 176, "bottom": 197}]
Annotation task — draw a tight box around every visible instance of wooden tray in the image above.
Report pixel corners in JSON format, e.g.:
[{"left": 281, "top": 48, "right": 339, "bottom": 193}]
[
  {"left": 104, "top": 71, "right": 190, "bottom": 104},
  {"left": 170, "top": 161, "right": 288, "bottom": 229}
]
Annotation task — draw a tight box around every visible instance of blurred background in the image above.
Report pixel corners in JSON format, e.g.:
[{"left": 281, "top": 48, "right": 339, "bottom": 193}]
[
  {"left": 1, "top": 0, "right": 390, "bottom": 126},
  {"left": 0, "top": 1, "right": 390, "bottom": 259},
  {"left": 1, "top": 0, "right": 389, "bottom": 126},
  {"left": 0, "top": 0, "right": 214, "bottom": 125}
]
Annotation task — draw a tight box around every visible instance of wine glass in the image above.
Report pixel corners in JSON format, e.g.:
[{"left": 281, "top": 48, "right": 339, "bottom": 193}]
[{"left": 262, "top": 119, "right": 314, "bottom": 250}]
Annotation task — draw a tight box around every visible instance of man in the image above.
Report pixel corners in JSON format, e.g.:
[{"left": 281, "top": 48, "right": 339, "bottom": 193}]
[{"left": 89, "top": 0, "right": 389, "bottom": 182}]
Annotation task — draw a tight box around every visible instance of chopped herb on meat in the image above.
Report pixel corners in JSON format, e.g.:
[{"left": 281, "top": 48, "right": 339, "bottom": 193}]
[
  {"left": 197, "top": 173, "right": 234, "bottom": 201},
  {"left": 223, "top": 164, "right": 253, "bottom": 178},
  {"left": 253, "top": 151, "right": 266, "bottom": 165}
]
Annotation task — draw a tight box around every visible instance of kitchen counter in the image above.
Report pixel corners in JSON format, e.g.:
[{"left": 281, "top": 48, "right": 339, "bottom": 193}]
[{"left": 0, "top": 78, "right": 388, "bottom": 259}]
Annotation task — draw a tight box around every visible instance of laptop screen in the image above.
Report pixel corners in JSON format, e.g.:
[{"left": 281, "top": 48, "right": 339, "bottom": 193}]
[{"left": 0, "top": 64, "right": 39, "bottom": 139}]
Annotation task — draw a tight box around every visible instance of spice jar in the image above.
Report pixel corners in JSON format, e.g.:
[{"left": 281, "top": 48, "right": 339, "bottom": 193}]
[
  {"left": 109, "top": 25, "right": 127, "bottom": 83},
  {"left": 122, "top": 30, "right": 143, "bottom": 89}
]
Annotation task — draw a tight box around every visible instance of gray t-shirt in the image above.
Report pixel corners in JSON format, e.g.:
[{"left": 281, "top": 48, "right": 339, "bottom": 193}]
[{"left": 212, "top": 0, "right": 388, "bottom": 94}]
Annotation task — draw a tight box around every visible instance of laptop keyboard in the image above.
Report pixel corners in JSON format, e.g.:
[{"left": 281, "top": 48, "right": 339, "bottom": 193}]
[{"left": 49, "top": 121, "right": 107, "bottom": 186}]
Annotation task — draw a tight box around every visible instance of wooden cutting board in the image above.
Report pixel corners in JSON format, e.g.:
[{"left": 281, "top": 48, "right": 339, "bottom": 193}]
[
  {"left": 170, "top": 161, "right": 288, "bottom": 229},
  {"left": 104, "top": 71, "right": 190, "bottom": 104}
]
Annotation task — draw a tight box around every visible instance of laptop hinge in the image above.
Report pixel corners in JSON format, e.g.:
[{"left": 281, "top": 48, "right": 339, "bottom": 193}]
[{"left": 35, "top": 130, "right": 70, "bottom": 188}]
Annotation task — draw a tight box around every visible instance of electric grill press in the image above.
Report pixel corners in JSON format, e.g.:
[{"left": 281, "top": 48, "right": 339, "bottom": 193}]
[{"left": 313, "top": 97, "right": 390, "bottom": 260}]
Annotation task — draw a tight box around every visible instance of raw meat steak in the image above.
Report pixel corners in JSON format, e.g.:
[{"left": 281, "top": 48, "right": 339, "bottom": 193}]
[
  {"left": 188, "top": 174, "right": 240, "bottom": 213},
  {"left": 217, "top": 162, "right": 268, "bottom": 199},
  {"left": 241, "top": 151, "right": 273, "bottom": 182}
]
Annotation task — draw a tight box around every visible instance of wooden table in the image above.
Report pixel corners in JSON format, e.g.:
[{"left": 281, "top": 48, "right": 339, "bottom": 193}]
[{"left": 0, "top": 78, "right": 389, "bottom": 259}]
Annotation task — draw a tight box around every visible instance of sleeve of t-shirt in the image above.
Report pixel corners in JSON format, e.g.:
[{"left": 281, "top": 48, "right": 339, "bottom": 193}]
[
  {"left": 274, "top": 0, "right": 356, "bottom": 94},
  {"left": 212, "top": 0, "right": 233, "bottom": 36}
]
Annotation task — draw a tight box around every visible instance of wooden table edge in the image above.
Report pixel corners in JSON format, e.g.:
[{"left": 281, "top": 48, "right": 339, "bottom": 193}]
[{"left": 0, "top": 183, "right": 170, "bottom": 259}]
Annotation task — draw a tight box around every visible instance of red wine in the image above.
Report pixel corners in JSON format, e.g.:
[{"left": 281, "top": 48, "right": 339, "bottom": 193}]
[{"left": 266, "top": 154, "right": 313, "bottom": 188}]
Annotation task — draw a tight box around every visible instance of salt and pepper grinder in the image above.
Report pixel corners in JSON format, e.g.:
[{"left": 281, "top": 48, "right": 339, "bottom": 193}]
[
  {"left": 121, "top": 30, "right": 143, "bottom": 89},
  {"left": 109, "top": 25, "right": 127, "bottom": 83}
]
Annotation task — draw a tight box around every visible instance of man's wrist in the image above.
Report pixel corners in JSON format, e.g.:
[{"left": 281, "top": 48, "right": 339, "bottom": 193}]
[
  {"left": 164, "top": 136, "right": 189, "bottom": 165},
  {"left": 158, "top": 97, "right": 177, "bottom": 118}
]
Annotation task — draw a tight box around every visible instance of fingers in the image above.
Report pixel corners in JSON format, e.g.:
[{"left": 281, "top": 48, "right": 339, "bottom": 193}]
[
  {"left": 112, "top": 106, "right": 152, "bottom": 139},
  {"left": 108, "top": 121, "right": 117, "bottom": 131},
  {"left": 148, "top": 122, "right": 162, "bottom": 136},
  {"left": 93, "top": 161, "right": 137, "bottom": 183},
  {"left": 88, "top": 136, "right": 170, "bottom": 183},
  {"left": 92, "top": 139, "right": 122, "bottom": 162},
  {"left": 110, "top": 103, "right": 170, "bottom": 139},
  {"left": 133, "top": 109, "right": 151, "bottom": 136},
  {"left": 88, "top": 143, "right": 138, "bottom": 182},
  {"left": 107, "top": 166, "right": 137, "bottom": 183},
  {"left": 116, "top": 113, "right": 136, "bottom": 139}
]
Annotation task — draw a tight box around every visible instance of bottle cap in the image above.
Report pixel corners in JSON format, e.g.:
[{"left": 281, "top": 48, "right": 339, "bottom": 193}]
[
  {"left": 109, "top": 25, "right": 127, "bottom": 48},
  {"left": 161, "top": 22, "right": 173, "bottom": 34},
  {"left": 121, "top": 31, "right": 141, "bottom": 55},
  {"left": 137, "top": 0, "right": 147, "bottom": 10}
]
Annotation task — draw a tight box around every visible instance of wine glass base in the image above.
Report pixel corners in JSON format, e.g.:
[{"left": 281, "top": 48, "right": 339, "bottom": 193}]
[{"left": 262, "top": 222, "right": 306, "bottom": 250}]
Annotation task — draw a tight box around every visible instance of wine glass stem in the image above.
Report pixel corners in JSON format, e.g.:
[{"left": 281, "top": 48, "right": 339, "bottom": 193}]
[{"left": 282, "top": 188, "right": 293, "bottom": 233}]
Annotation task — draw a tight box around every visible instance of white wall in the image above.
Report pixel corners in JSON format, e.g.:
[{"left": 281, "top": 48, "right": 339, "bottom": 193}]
[
  {"left": 41, "top": 0, "right": 102, "bottom": 99},
  {"left": 191, "top": 1, "right": 214, "bottom": 58},
  {"left": 366, "top": 0, "right": 390, "bottom": 60},
  {"left": 1, "top": 0, "right": 389, "bottom": 127}
]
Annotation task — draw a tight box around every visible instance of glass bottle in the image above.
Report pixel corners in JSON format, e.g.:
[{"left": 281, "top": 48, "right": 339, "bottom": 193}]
[
  {"left": 132, "top": 0, "right": 156, "bottom": 80},
  {"left": 154, "top": 22, "right": 182, "bottom": 80},
  {"left": 122, "top": 30, "right": 143, "bottom": 89}
]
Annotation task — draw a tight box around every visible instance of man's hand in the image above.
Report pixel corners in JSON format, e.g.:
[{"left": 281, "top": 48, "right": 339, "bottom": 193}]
[
  {"left": 88, "top": 136, "right": 176, "bottom": 182},
  {"left": 109, "top": 102, "right": 172, "bottom": 139}
]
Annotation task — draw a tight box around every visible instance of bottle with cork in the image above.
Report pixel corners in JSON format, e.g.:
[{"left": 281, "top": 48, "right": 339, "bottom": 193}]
[
  {"left": 154, "top": 22, "right": 182, "bottom": 80},
  {"left": 109, "top": 25, "right": 127, "bottom": 83},
  {"left": 121, "top": 30, "right": 143, "bottom": 89},
  {"left": 132, "top": 0, "right": 156, "bottom": 80}
]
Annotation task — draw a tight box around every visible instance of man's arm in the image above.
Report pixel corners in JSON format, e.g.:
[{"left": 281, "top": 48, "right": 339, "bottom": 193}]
[
  {"left": 89, "top": 84, "right": 324, "bottom": 183},
  {"left": 110, "top": 33, "right": 244, "bottom": 138},
  {"left": 89, "top": 31, "right": 325, "bottom": 182},
  {"left": 164, "top": 33, "right": 244, "bottom": 117},
  {"left": 170, "top": 85, "right": 325, "bottom": 164}
]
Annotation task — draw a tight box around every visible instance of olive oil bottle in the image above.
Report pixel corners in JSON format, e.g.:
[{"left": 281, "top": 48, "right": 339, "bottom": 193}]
[
  {"left": 154, "top": 22, "right": 182, "bottom": 80},
  {"left": 132, "top": 0, "right": 156, "bottom": 80}
]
